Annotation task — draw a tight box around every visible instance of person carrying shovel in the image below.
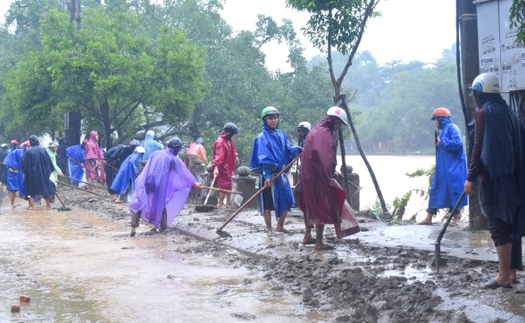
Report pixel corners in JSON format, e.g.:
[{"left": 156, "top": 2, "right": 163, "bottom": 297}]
[
  {"left": 250, "top": 106, "right": 302, "bottom": 233},
  {"left": 299, "top": 107, "right": 350, "bottom": 250}
]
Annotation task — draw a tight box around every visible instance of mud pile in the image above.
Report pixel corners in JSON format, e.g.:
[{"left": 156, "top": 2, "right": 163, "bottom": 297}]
[{"left": 56, "top": 185, "right": 524, "bottom": 322}]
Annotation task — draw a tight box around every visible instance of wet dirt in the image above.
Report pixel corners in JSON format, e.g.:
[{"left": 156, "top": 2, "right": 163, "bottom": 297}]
[{"left": 2, "top": 186, "right": 525, "bottom": 322}]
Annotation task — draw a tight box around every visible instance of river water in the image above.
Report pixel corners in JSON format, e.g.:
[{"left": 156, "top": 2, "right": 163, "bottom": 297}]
[{"left": 340, "top": 154, "right": 437, "bottom": 220}]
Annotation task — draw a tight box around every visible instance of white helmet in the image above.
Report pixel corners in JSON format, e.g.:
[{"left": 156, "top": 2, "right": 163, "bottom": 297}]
[
  {"left": 471, "top": 73, "right": 501, "bottom": 93},
  {"left": 326, "top": 106, "right": 348, "bottom": 125},
  {"left": 297, "top": 121, "right": 311, "bottom": 131}
]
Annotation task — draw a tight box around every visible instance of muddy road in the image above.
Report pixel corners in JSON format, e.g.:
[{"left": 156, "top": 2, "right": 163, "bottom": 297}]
[{"left": 2, "top": 187, "right": 525, "bottom": 322}]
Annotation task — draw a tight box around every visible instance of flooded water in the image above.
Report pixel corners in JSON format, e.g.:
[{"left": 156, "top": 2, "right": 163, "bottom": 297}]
[
  {"left": 0, "top": 200, "right": 320, "bottom": 322},
  {"left": 340, "top": 154, "right": 442, "bottom": 219}
]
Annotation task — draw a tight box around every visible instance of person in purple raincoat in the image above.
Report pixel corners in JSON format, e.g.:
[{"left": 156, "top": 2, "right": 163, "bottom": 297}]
[{"left": 129, "top": 137, "right": 201, "bottom": 236}]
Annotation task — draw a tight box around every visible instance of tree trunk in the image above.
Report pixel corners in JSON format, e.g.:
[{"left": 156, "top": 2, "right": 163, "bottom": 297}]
[
  {"left": 64, "top": 0, "right": 83, "bottom": 147},
  {"left": 100, "top": 100, "right": 112, "bottom": 149},
  {"left": 337, "top": 95, "right": 388, "bottom": 214},
  {"left": 69, "top": 0, "right": 82, "bottom": 30},
  {"left": 338, "top": 128, "right": 351, "bottom": 203},
  {"left": 64, "top": 111, "right": 82, "bottom": 145}
]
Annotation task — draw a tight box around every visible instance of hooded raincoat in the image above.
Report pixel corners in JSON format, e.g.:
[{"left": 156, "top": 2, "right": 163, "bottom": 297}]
[
  {"left": 85, "top": 131, "right": 106, "bottom": 184},
  {"left": 250, "top": 121, "right": 301, "bottom": 218},
  {"left": 428, "top": 117, "right": 468, "bottom": 209},
  {"left": 3, "top": 148, "right": 25, "bottom": 196},
  {"left": 104, "top": 144, "right": 135, "bottom": 192},
  {"left": 212, "top": 131, "right": 237, "bottom": 190},
  {"left": 22, "top": 138, "right": 56, "bottom": 198},
  {"left": 66, "top": 144, "right": 86, "bottom": 186},
  {"left": 111, "top": 151, "right": 143, "bottom": 200},
  {"left": 141, "top": 130, "right": 163, "bottom": 161},
  {"left": 129, "top": 148, "right": 196, "bottom": 230},
  {"left": 299, "top": 116, "right": 346, "bottom": 225}
]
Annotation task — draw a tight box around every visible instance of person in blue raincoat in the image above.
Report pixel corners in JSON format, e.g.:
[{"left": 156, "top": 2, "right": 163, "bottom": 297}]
[
  {"left": 65, "top": 140, "right": 87, "bottom": 186},
  {"left": 111, "top": 146, "right": 145, "bottom": 203},
  {"left": 419, "top": 107, "right": 468, "bottom": 225},
  {"left": 250, "top": 106, "right": 302, "bottom": 233},
  {"left": 141, "top": 130, "right": 163, "bottom": 161},
  {"left": 3, "top": 142, "right": 27, "bottom": 207}
]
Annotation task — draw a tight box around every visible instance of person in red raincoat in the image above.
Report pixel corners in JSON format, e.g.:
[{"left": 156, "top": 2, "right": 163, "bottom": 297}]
[
  {"left": 84, "top": 130, "right": 106, "bottom": 189},
  {"left": 299, "top": 107, "right": 349, "bottom": 250},
  {"left": 212, "top": 123, "right": 239, "bottom": 207}
]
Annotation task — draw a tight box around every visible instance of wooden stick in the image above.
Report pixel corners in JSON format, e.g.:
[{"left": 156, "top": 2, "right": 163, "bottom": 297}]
[
  {"left": 58, "top": 181, "right": 105, "bottom": 197},
  {"left": 200, "top": 186, "right": 243, "bottom": 195},
  {"left": 204, "top": 176, "right": 216, "bottom": 205},
  {"left": 216, "top": 153, "right": 302, "bottom": 233},
  {"left": 62, "top": 174, "right": 107, "bottom": 190}
]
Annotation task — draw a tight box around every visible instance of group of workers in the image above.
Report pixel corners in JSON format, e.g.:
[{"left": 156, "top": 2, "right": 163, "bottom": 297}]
[
  {"left": 420, "top": 73, "right": 525, "bottom": 290},
  {"left": 1, "top": 72, "right": 523, "bottom": 285}
]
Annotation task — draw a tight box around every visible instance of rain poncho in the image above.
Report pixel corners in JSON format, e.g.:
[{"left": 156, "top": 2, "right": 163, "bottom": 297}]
[
  {"left": 104, "top": 144, "right": 135, "bottom": 192},
  {"left": 65, "top": 144, "right": 86, "bottom": 186},
  {"left": 186, "top": 141, "right": 208, "bottom": 165},
  {"left": 299, "top": 117, "right": 360, "bottom": 238},
  {"left": 250, "top": 121, "right": 301, "bottom": 217},
  {"left": 141, "top": 130, "right": 163, "bottom": 161},
  {"left": 3, "top": 148, "right": 25, "bottom": 196},
  {"left": 111, "top": 151, "right": 142, "bottom": 200},
  {"left": 428, "top": 117, "right": 468, "bottom": 209},
  {"left": 212, "top": 131, "right": 237, "bottom": 190},
  {"left": 56, "top": 136, "right": 68, "bottom": 176},
  {"left": 46, "top": 147, "right": 63, "bottom": 187},
  {"left": 22, "top": 145, "right": 56, "bottom": 198},
  {"left": 85, "top": 131, "right": 105, "bottom": 184},
  {"left": 0, "top": 147, "right": 7, "bottom": 184},
  {"left": 468, "top": 96, "right": 525, "bottom": 233},
  {"left": 129, "top": 148, "right": 196, "bottom": 230}
]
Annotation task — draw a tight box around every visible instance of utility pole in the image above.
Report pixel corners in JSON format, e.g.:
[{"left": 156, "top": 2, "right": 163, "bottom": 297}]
[{"left": 458, "top": 0, "right": 486, "bottom": 230}]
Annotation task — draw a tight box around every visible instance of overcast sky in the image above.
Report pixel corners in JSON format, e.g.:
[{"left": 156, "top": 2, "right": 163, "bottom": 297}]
[
  {"left": 221, "top": 0, "right": 457, "bottom": 71},
  {"left": 0, "top": 0, "right": 457, "bottom": 71}
]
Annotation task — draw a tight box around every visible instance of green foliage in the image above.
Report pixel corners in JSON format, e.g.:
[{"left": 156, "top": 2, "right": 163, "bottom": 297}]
[
  {"left": 2, "top": 4, "right": 207, "bottom": 147},
  {"left": 354, "top": 50, "right": 461, "bottom": 154},
  {"left": 510, "top": 0, "right": 525, "bottom": 47},
  {"left": 392, "top": 167, "right": 434, "bottom": 220},
  {"left": 286, "top": 0, "right": 380, "bottom": 55}
]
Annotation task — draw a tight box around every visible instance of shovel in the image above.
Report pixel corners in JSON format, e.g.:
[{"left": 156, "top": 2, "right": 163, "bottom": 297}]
[
  {"left": 195, "top": 177, "right": 217, "bottom": 212},
  {"left": 55, "top": 192, "right": 72, "bottom": 211},
  {"left": 216, "top": 153, "right": 302, "bottom": 237},
  {"left": 434, "top": 191, "right": 466, "bottom": 272},
  {"left": 62, "top": 174, "right": 107, "bottom": 190},
  {"left": 58, "top": 181, "right": 105, "bottom": 197},
  {"left": 200, "top": 186, "right": 243, "bottom": 196}
]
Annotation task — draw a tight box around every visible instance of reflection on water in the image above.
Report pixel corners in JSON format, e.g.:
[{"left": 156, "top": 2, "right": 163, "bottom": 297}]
[
  {"left": 339, "top": 155, "right": 439, "bottom": 218},
  {"left": 0, "top": 203, "right": 312, "bottom": 323}
]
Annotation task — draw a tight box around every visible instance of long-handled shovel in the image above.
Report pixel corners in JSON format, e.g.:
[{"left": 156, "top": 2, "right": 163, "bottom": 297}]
[
  {"left": 434, "top": 191, "right": 467, "bottom": 272},
  {"left": 200, "top": 186, "right": 243, "bottom": 196},
  {"left": 216, "top": 153, "right": 302, "bottom": 238},
  {"left": 55, "top": 192, "right": 72, "bottom": 211},
  {"left": 62, "top": 174, "right": 107, "bottom": 190},
  {"left": 204, "top": 176, "right": 216, "bottom": 205},
  {"left": 58, "top": 181, "right": 105, "bottom": 197},
  {"left": 195, "top": 177, "right": 217, "bottom": 212}
]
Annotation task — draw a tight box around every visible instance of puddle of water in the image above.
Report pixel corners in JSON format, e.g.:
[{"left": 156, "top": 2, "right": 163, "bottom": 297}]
[
  {"left": 378, "top": 264, "right": 433, "bottom": 281},
  {"left": 435, "top": 287, "right": 525, "bottom": 322},
  {"left": 0, "top": 200, "right": 318, "bottom": 323}
]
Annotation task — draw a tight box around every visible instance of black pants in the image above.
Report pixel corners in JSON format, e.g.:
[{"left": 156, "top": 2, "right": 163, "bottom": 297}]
[{"left": 479, "top": 177, "right": 523, "bottom": 270}]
